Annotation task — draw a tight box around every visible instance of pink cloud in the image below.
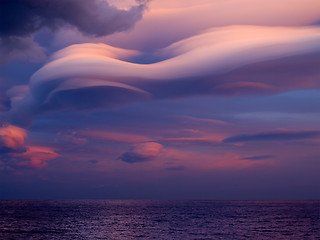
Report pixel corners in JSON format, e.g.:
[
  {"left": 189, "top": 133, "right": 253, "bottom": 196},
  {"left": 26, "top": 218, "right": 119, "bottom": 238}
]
[
  {"left": 11, "top": 146, "right": 59, "bottom": 169},
  {"left": 0, "top": 91, "right": 10, "bottom": 110},
  {"left": 161, "top": 147, "right": 271, "bottom": 170},
  {"left": 0, "top": 124, "right": 59, "bottom": 171},
  {"left": 77, "top": 130, "right": 152, "bottom": 143},
  {"left": 7, "top": 25, "right": 320, "bottom": 125},
  {"left": 120, "top": 142, "right": 163, "bottom": 163},
  {"left": 104, "top": 0, "right": 320, "bottom": 50},
  {"left": 0, "top": 124, "right": 27, "bottom": 152}
]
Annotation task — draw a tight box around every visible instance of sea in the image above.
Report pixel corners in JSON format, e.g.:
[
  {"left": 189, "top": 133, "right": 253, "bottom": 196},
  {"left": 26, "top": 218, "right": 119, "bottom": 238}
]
[{"left": 0, "top": 200, "right": 319, "bottom": 239}]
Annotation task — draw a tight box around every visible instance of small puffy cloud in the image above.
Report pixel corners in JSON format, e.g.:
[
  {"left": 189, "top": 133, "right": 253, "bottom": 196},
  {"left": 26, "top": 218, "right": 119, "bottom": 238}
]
[
  {"left": 223, "top": 130, "right": 320, "bottom": 143},
  {"left": 0, "top": 124, "right": 27, "bottom": 153},
  {"left": 0, "top": 124, "right": 58, "bottom": 171},
  {"left": 120, "top": 142, "right": 162, "bottom": 163}
]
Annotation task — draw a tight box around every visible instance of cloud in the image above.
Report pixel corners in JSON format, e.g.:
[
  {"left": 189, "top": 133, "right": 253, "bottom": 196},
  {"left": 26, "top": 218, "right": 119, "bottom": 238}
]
[
  {"left": 0, "top": 36, "right": 47, "bottom": 64},
  {"left": 5, "top": 85, "right": 29, "bottom": 109},
  {"left": 88, "top": 159, "right": 99, "bottom": 164},
  {"left": 120, "top": 142, "right": 162, "bottom": 163},
  {"left": 0, "top": 0, "right": 150, "bottom": 63},
  {"left": 240, "top": 155, "right": 274, "bottom": 160},
  {"left": 0, "top": 124, "right": 58, "bottom": 171},
  {"left": 104, "top": 0, "right": 320, "bottom": 50},
  {"left": 7, "top": 78, "right": 150, "bottom": 125},
  {"left": 0, "top": 0, "right": 149, "bottom": 38},
  {"left": 40, "top": 78, "right": 150, "bottom": 111},
  {"left": 162, "top": 136, "right": 225, "bottom": 147},
  {"left": 5, "top": 25, "right": 320, "bottom": 124},
  {"left": 4, "top": 43, "right": 151, "bottom": 125},
  {"left": 181, "top": 116, "right": 230, "bottom": 125},
  {"left": 33, "top": 26, "right": 320, "bottom": 82},
  {"left": 223, "top": 130, "right": 320, "bottom": 143},
  {"left": 0, "top": 90, "right": 10, "bottom": 110},
  {"left": 0, "top": 124, "right": 27, "bottom": 154},
  {"left": 78, "top": 130, "right": 152, "bottom": 144},
  {"left": 10, "top": 146, "right": 59, "bottom": 169}
]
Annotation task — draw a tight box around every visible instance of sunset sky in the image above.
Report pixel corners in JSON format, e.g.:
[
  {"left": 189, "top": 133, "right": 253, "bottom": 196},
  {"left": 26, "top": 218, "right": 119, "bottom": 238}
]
[{"left": 0, "top": 0, "right": 320, "bottom": 199}]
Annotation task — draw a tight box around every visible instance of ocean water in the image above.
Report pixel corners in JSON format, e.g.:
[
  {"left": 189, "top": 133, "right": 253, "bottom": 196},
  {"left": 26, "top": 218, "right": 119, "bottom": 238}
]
[{"left": 0, "top": 200, "right": 319, "bottom": 240}]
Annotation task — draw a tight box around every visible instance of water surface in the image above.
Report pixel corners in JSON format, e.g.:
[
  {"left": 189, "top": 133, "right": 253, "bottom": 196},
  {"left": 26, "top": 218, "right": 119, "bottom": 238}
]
[{"left": 0, "top": 200, "right": 319, "bottom": 239}]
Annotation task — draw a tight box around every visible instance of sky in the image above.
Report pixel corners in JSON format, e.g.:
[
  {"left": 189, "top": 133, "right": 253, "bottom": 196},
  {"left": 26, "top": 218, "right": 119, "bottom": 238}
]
[{"left": 0, "top": 0, "right": 320, "bottom": 200}]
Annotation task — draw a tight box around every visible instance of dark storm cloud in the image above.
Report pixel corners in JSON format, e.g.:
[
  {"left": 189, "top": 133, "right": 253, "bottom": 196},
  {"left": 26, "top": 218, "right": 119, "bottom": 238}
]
[
  {"left": 240, "top": 155, "right": 274, "bottom": 160},
  {"left": 0, "top": 0, "right": 149, "bottom": 37},
  {"left": 0, "top": 36, "right": 47, "bottom": 64},
  {"left": 0, "top": 0, "right": 150, "bottom": 63},
  {"left": 223, "top": 130, "right": 320, "bottom": 143}
]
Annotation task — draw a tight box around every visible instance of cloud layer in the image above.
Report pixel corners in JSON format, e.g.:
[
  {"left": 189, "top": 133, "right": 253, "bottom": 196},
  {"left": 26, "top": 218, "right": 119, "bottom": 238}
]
[{"left": 5, "top": 25, "right": 320, "bottom": 125}]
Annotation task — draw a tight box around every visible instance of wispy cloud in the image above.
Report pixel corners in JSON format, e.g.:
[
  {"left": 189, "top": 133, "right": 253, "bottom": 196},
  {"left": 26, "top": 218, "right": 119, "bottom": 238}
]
[
  {"left": 240, "top": 155, "right": 274, "bottom": 160},
  {"left": 223, "top": 130, "right": 320, "bottom": 143}
]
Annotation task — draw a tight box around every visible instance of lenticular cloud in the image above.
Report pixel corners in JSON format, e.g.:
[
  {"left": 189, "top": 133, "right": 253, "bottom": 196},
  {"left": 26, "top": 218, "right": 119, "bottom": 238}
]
[{"left": 5, "top": 25, "right": 320, "bottom": 125}]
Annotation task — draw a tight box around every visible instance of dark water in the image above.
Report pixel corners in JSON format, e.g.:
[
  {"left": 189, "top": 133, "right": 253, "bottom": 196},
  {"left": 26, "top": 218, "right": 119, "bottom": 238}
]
[{"left": 0, "top": 200, "right": 319, "bottom": 240}]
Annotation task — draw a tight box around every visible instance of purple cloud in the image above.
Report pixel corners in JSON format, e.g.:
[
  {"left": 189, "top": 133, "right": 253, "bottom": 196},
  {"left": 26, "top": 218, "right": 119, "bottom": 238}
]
[
  {"left": 0, "top": 0, "right": 150, "bottom": 63},
  {"left": 0, "top": 124, "right": 59, "bottom": 171},
  {"left": 240, "top": 155, "right": 274, "bottom": 160},
  {"left": 0, "top": 90, "right": 10, "bottom": 110},
  {"left": 223, "top": 130, "right": 320, "bottom": 143},
  {"left": 120, "top": 142, "right": 162, "bottom": 163},
  {"left": 5, "top": 26, "right": 320, "bottom": 125},
  {"left": 0, "top": 0, "right": 149, "bottom": 38}
]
